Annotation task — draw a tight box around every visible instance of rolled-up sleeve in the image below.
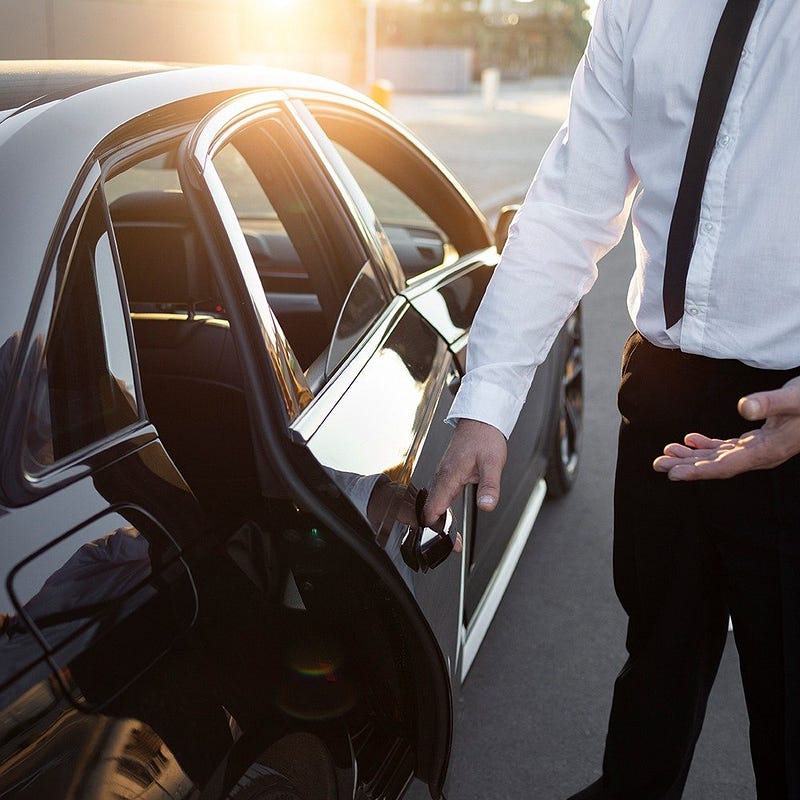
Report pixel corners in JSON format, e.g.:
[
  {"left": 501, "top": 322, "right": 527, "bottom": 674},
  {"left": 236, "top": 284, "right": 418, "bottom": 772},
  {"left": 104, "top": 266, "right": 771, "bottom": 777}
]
[{"left": 447, "top": 0, "right": 638, "bottom": 438}]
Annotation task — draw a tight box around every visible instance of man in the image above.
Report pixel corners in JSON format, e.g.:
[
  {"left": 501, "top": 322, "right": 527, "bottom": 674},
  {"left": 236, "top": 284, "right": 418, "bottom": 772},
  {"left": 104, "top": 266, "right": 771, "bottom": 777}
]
[{"left": 424, "top": 1, "right": 800, "bottom": 797}]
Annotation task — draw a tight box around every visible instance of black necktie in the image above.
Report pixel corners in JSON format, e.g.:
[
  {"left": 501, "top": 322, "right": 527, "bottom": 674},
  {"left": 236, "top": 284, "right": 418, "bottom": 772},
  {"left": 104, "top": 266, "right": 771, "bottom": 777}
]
[{"left": 662, "top": 0, "right": 760, "bottom": 329}]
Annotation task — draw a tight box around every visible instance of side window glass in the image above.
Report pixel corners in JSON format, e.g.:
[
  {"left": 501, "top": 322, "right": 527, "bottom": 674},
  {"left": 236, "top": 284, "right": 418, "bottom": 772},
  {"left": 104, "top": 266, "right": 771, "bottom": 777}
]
[
  {"left": 210, "top": 115, "right": 387, "bottom": 378},
  {"left": 334, "top": 145, "right": 434, "bottom": 229},
  {"left": 325, "top": 259, "right": 386, "bottom": 380},
  {"left": 24, "top": 189, "right": 139, "bottom": 474},
  {"left": 213, "top": 132, "right": 336, "bottom": 372},
  {"left": 104, "top": 152, "right": 182, "bottom": 203},
  {"left": 332, "top": 143, "right": 457, "bottom": 279}
]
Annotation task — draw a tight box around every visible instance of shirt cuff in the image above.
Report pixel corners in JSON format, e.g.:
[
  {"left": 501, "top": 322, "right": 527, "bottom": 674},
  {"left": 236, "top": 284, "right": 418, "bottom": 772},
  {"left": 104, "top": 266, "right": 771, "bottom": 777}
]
[
  {"left": 445, "top": 374, "right": 526, "bottom": 439},
  {"left": 324, "top": 468, "right": 385, "bottom": 520}
]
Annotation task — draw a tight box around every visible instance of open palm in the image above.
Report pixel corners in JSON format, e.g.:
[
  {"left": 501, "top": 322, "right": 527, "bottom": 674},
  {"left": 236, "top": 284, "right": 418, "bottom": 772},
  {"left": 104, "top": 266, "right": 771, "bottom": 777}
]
[{"left": 653, "top": 376, "right": 800, "bottom": 480}]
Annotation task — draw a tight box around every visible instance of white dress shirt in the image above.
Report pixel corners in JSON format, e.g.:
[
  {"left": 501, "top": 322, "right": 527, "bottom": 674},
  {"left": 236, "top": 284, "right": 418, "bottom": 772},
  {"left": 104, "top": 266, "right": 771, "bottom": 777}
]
[{"left": 449, "top": 0, "right": 800, "bottom": 439}]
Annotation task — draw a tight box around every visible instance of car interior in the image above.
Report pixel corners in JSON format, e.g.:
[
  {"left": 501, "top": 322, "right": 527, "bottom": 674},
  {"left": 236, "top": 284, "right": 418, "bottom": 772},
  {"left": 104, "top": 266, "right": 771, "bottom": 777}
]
[
  {"left": 105, "top": 123, "right": 357, "bottom": 515},
  {"left": 107, "top": 176, "right": 423, "bottom": 800},
  {"left": 110, "top": 188, "right": 262, "bottom": 516}
]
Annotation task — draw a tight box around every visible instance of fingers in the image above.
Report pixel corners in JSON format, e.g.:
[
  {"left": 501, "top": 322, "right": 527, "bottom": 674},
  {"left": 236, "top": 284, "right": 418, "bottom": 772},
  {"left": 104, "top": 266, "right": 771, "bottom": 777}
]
[
  {"left": 655, "top": 449, "right": 758, "bottom": 481},
  {"left": 425, "top": 463, "right": 469, "bottom": 525},
  {"left": 653, "top": 429, "right": 770, "bottom": 480},
  {"left": 477, "top": 452, "right": 504, "bottom": 512},
  {"left": 653, "top": 432, "right": 738, "bottom": 478},
  {"left": 740, "top": 376, "right": 800, "bottom": 421},
  {"left": 653, "top": 450, "right": 731, "bottom": 480},
  {"left": 682, "top": 432, "right": 725, "bottom": 449},
  {"left": 424, "top": 419, "right": 507, "bottom": 524},
  {"left": 661, "top": 443, "right": 703, "bottom": 458}
]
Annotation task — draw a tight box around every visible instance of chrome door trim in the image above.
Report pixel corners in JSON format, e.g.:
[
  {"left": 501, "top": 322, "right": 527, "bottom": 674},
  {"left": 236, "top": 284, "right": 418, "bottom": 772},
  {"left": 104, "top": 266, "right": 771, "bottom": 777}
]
[
  {"left": 180, "top": 94, "right": 313, "bottom": 422},
  {"left": 400, "top": 247, "right": 499, "bottom": 303},
  {"left": 289, "top": 294, "right": 409, "bottom": 442},
  {"left": 184, "top": 89, "right": 289, "bottom": 169}
]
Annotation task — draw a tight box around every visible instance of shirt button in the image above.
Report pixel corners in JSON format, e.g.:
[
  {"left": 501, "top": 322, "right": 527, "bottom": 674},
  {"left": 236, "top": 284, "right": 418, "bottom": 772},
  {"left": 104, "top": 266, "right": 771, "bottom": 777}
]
[
  {"left": 702, "top": 221, "right": 714, "bottom": 233},
  {"left": 741, "top": 47, "right": 749, "bottom": 59},
  {"left": 687, "top": 307, "right": 699, "bottom": 316},
  {"left": 718, "top": 134, "right": 731, "bottom": 148}
]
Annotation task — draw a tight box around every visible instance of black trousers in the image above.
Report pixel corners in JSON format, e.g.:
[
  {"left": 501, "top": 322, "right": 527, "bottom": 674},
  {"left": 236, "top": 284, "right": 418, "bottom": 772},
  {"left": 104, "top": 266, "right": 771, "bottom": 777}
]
[{"left": 572, "top": 333, "right": 800, "bottom": 800}]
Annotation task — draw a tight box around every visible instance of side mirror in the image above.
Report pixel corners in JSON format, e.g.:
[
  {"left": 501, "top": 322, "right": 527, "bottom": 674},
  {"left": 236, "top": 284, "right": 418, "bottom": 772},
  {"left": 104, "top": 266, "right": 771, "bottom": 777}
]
[{"left": 494, "top": 204, "right": 520, "bottom": 253}]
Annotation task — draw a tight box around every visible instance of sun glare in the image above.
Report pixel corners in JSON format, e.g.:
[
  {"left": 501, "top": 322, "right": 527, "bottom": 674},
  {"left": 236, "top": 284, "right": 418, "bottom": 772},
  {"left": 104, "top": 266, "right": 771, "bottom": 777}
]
[{"left": 258, "top": 0, "right": 298, "bottom": 11}]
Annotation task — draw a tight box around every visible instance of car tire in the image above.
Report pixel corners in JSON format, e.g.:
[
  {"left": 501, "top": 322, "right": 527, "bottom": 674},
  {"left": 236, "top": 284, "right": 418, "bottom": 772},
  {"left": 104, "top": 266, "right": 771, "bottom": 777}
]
[
  {"left": 227, "top": 732, "right": 338, "bottom": 800},
  {"left": 545, "top": 305, "right": 584, "bottom": 498}
]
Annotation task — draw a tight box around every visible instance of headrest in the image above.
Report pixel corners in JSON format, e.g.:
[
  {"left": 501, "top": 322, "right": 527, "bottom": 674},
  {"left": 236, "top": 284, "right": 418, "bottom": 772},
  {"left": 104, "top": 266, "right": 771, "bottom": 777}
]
[
  {"left": 110, "top": 190, "right": 192, "bottom": 223},
  {"left": 110, "top": 191, "right": 215, "bottom": 306}
]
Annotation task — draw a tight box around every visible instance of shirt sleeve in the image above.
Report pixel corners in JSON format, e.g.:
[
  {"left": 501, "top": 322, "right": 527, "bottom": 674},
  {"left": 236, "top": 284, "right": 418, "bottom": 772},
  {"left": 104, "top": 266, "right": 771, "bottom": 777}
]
[{"left": 447, "top": 0, "right": 638, "bottom": 439}]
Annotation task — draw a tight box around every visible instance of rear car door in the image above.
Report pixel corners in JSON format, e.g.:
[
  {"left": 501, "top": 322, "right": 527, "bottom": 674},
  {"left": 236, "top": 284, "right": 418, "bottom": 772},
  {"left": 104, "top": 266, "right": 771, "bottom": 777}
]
[{"left": 0, "top": 166, "right": 205, "bottom": 799}]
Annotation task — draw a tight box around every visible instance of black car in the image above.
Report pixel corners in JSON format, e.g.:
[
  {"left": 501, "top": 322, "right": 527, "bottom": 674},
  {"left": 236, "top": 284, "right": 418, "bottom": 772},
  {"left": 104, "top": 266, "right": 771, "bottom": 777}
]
[{"left": 0, "top": 61, "right": 583, "bottom": 800}]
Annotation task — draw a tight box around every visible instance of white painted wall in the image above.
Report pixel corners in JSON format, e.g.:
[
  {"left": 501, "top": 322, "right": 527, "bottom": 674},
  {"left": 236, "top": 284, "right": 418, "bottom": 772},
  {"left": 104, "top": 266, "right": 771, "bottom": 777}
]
[
  {"left": 0, "top": 0, "right": 240, "bottom": 63},
  {"left": 376, "top": 47, "right": 473, "bottom": 93}
]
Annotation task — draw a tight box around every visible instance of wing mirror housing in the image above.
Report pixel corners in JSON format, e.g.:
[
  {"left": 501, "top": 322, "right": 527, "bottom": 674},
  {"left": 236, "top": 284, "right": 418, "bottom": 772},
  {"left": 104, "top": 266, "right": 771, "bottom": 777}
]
[{"left": 494, "top": 204, "right": 520, "bottom": 253}]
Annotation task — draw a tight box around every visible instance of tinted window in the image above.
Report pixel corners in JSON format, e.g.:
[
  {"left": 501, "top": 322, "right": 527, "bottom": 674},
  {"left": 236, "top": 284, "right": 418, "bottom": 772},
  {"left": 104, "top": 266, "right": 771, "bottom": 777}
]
[
  {"left": 24, "top": 189, "right": 138, "bottom": 474},
  {"left": 104, "top": 152, "right": 182, "bottom": 203},
  {"left": 312, "top": 111, "right": 494, "bottom": 280},
  {"left": 333, "top": 145, "right": 438, "bottom": 231},
  {"left": 211, "top": 113, "right": 387, "bottom": 376},
  {"left": 331, "top": 142, "right": 456, "bottom": 279},
  {"left": 325, "top": 259, "right": 386, "bottom": 377}
]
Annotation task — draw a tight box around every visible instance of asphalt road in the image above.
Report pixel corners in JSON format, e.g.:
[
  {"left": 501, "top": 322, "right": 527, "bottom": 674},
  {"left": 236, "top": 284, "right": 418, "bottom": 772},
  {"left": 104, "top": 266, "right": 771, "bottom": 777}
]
[{"left": 393, "top": 80, "right": 754, "bottom": 800}]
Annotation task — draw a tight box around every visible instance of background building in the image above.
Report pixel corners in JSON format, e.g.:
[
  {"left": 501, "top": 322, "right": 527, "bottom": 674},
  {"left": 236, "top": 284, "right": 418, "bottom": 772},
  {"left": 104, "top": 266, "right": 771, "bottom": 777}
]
[{"left": 0, "top": 0, "right": 589, "bottom": 90}]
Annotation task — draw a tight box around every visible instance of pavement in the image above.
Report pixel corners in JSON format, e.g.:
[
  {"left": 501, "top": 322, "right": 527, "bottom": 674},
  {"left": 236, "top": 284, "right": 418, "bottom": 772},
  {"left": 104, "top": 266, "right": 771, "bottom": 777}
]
[
  {"left": 391, "top": 78, "right": 755, "bottom": 800},
  {"left": 391, "top": 77, "right": 572, "bottom": 223}
]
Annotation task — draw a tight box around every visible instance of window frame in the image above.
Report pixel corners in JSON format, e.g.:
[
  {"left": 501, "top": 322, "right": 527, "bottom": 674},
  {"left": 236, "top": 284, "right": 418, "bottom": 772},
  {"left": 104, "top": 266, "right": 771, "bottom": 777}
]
[
  {"left": 177, "top": 91, "right": 399, "bottom": 420},
  {"left": 1, "top": 163, "right": 153, "bottom": 506},
  {"left": 295, "top": 93, "right": 494, "bottom": 283}
]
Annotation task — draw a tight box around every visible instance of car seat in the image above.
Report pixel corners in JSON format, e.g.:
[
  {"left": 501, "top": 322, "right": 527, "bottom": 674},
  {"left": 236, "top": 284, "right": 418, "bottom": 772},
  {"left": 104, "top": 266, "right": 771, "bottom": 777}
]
[{"left": 110, "top": 190, "right": 262, "bottom": 515}]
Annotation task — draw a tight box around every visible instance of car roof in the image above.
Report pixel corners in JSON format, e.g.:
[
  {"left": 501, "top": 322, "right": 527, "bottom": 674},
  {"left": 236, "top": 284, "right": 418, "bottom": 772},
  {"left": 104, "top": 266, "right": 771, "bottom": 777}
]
[
  {"left": 0, "top": 61, "right": 375, "bottom": 344},
  {"left": 0, "top": 60, "right": 182, "bottom": 113},
  {"left": 0, "top": 59, "right": 365, "bottom": 116}
]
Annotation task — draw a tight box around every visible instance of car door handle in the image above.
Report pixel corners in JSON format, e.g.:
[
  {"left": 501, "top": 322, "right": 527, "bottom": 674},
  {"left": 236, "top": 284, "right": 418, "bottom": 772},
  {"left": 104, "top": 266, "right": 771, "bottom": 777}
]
[{"left": 400, "top": 488, "right": 458, "bottom": 573}]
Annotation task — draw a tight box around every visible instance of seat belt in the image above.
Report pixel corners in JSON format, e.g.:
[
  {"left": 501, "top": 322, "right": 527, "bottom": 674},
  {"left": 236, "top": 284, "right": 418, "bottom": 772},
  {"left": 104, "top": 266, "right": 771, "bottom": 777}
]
[{"left": 662, "top": 0, "right": 761, "bottom": 328}]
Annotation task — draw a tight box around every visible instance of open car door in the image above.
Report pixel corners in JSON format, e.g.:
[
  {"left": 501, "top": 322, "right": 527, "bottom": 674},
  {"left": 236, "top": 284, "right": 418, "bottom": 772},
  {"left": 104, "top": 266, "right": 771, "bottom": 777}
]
[{"left": 177, "top": 90, "right": 460, "bottom": 799}]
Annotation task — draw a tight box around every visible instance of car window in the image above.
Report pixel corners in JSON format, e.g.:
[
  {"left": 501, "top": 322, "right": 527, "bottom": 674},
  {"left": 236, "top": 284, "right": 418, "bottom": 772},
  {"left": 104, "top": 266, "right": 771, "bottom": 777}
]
[
  {"left": 209, "top": 113, "right": 388, "bottom": 376},
  {"left": 333, "top": 146, "right": 438, "bottom": 231},
  {"left": 23, "top": 187, "right": 139, "bottom": 474},
  {"left": 331, "top": 142, "right": 457, "bottom": 280},
  {"left": 104, "top": 152, "right": 182, "bottom": 202},
  {"left": 310, "top": 108, "right": 491, "bottom": 281},
  {"left": 324, "top": 258, "right": 386, "bottom": 379}
]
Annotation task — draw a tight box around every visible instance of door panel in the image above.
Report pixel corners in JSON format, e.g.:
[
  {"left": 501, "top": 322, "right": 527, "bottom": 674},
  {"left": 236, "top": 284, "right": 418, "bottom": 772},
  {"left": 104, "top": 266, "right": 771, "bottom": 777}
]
[
  {"left": 297, "top": 95, "right": 547, "bottom": 632},
  {"left": 299, "top": 305, "right": 465, "bottom": 674},
  {"left": 403, "top": 254, "right": 557, "bottom": 624},
  {"left": 178, "top": 93, "right": 457, "bottom": 795},
  {"left": 4, "top": 505, "right": 194, "bottom": 712}
]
